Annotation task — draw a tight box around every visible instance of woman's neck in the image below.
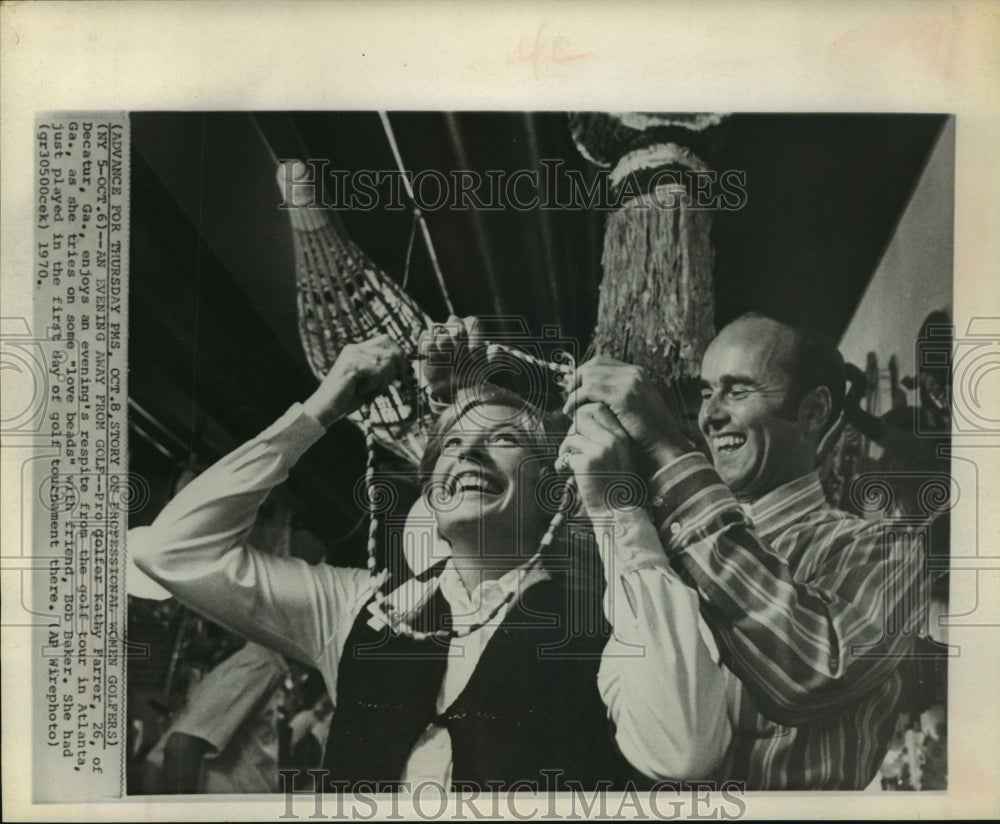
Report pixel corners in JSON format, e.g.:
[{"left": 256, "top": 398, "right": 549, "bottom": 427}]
[{"left": 446, "top": 533, "right": 529, "bottom": 595}]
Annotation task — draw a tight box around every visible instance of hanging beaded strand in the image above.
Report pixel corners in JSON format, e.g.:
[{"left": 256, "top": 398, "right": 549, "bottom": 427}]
[
  {"left": 482, "top": 341, "right": 576, "bottom": 381},
  {"left": 362, "top": 340, "right": 576, "bottom": 641}
]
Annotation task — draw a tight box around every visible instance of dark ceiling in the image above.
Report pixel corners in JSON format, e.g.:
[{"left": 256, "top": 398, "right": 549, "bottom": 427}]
[{"left": 127, "top": 111, "right": 946, "bottom": 560}]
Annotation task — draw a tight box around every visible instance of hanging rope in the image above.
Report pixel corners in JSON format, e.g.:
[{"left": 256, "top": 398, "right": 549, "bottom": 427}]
[
  {"left": 378, "top": 111, "right": 456, "bottom": 316},
  {"left": 401, "top": 210, "right": 419, "bottom": 291}
]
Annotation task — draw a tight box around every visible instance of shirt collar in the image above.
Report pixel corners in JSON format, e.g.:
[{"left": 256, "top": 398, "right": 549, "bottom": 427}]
[
  {"left": 744, "top": 471, "right": 827, "bottom": 538},
  {"left": 438, "top": 559, "right": 549, "bottom": 621},
  {"left": 400, "top": 499, "right": 549, "bottom": 620}
]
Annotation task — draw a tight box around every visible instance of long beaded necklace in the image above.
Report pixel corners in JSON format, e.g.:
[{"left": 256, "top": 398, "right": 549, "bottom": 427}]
[{"left": 361, "top": 340, "right": 576, "bottom": 641}]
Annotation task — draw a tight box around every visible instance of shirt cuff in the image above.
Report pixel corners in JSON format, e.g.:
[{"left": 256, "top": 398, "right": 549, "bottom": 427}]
[
  {"left": 648, "top": 452, "right": 749, "bottom": 555},
  {"left": 261, "top": 403, "right": 329, "bottom": 465}
]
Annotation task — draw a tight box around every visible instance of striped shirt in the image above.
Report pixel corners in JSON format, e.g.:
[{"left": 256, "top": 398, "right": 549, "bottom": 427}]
[{"left": 650, "top": 453, "right": 927, "bottom": 789}]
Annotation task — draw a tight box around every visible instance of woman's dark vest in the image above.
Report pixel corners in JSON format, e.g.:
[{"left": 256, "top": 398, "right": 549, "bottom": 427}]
[{"left": 321, "top": 573, "right": 638, "bottom": 791}]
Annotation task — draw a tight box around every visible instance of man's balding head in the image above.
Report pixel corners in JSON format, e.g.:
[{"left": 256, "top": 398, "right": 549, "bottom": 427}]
[
  {"left": 697, "top": 313, "right": 845, "bottom": 501},
  {"left": 734, "top": 313, "right": 846, "bottom": 432}
]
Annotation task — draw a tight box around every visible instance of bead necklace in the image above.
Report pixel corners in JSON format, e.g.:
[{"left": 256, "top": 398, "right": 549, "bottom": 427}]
[{"left": 362, "top": 340, "right": 575, "bottom": 640}]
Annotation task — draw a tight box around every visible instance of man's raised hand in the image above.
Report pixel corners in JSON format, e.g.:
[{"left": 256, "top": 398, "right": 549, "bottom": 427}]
[
  {"left": 563, "top": 355, "right": 694, "bottom": 473},
  {"left": 559, "top": 402, "right": 642, "bottom": 518}
]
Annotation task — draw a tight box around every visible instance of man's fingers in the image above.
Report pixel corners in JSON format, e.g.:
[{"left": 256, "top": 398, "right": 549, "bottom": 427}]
[
  {"left": 579, "top": 402, "right": 631, "bottom": 439},
  {"left": 561, "top": 365, "right": 624, "bottom": 415},
  {"left": 563, "top": 378, "right": 613, "bottom": 417},
  {"left": 568, "top": 353, "right": 628, "bottom": 384},
  {"left": 573, "top": 404, "right": 616, "bottom": 441},
  {"left": 562, "top": 361, "right": 586, "bottom": 397},
  {"left": 558, "top": 430, "right": 630, "bottom": 475},
  {"left": 561, "top": 408, "right": 620, "bottom": 456}
]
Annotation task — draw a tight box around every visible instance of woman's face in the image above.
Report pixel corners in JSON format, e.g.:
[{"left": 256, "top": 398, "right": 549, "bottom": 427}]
[{"left": 424, "top": 402, "right": 551, "bottom": 554}]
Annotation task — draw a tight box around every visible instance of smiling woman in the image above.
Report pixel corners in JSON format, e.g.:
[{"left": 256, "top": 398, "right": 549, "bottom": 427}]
[
  {"left": 131, "top": 333, "right": 734, "bottom": 791},
  {"left": 415, "top": 386, "right": 569, "bottom": 591}
]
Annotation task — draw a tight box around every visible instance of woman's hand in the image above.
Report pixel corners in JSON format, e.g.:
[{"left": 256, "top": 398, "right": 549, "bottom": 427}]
[
  {"left": 558, "top": 402, "right": 643, "bottom": 518},
  {"left": 303, "top": 335, "right": 407, "bottom": 427},
  {"left": 417, "top": 315, "right": 487, "bottom": 402}
]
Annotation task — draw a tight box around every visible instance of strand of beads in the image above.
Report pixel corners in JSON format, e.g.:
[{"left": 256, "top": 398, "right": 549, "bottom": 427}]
[
  {"left": 481, "top": 340, "right": 576, "bottom": 381},
  {"left": 361, "top": 339, "right": 577, "bottom": 640},
  {"left": 416, "top": 336, "right": 575, "bottom": 415},
  {"left": 361, "top": 410, "right": 381, "bottom": 578},
  {"left": 364, "top": 471, "right": 569, "bottom": 641}
]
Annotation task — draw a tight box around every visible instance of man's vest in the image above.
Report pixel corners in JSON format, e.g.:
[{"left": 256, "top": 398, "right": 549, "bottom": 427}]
[{"left": 322, "top": 573, "right": 638, "bottom": 791}]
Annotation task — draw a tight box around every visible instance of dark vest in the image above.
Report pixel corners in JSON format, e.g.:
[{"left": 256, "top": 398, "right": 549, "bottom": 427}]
[{"left": 322, "top": 573, "right": 638, "bottom": 791}]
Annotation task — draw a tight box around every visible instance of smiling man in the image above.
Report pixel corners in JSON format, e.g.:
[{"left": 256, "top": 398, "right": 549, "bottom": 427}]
[
  {"left": 566, "top": 312, "right": 928, "bottom": 790},
  {"left": 697, "top": 313, "right": 845, "bottom": 501}
]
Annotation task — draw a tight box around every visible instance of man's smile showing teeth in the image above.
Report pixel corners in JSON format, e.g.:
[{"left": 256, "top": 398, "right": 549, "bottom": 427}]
[{"left": 714, "top": 433, "right": 747, "bottom": 451}]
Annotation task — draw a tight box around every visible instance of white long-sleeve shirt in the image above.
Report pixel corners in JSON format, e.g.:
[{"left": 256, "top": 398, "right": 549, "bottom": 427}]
[{"left": 130, "top": 404, "right": 732, "bottom": 783}]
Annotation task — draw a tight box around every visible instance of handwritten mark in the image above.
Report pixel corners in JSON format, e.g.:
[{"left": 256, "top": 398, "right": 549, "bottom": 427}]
[{"left": 512, "top": 23, "right": 592, "bottom": 79}]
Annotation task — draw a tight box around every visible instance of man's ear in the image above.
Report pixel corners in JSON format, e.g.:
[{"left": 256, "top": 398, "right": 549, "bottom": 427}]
[{"left": 798, "top": 386, "right": 833, "bottom": 436}]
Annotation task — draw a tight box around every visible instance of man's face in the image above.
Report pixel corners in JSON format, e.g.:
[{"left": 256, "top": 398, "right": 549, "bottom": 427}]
[
  {"left": 426, "top": 402, "right": 549, "bottom": 551},
  {"left": 698, "top": 318, "right": 814, "bottom": 502}
]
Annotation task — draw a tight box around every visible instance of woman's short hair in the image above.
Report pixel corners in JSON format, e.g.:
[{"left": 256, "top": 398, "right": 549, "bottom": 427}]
[{"left": 418, "top": 384, "right": 570, "bottom": 485}]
